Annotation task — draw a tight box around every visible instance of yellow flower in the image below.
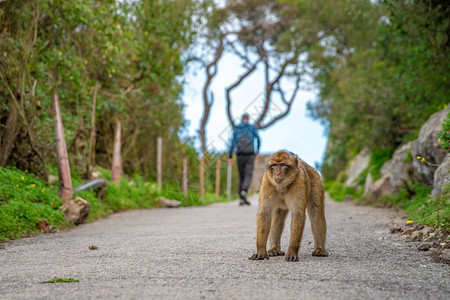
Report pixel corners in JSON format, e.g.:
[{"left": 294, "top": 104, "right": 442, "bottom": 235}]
[
  {"left": 41, "top": 188, "right": 45, "bottom": 192},
  {"left": 25, "top": 170, "right": 28, "bottom": 173},
  {"left": 16, "top": 184, "right": 19, "bottom": 187},
  {"left": 31, "top": 184, "right": 36, "bottom": 187},
  {"left": 406, "top": 220, "right": 413, "bottom": 225},
  {"left": 21, "top": 176, "right": 24, "bottom": 181}
]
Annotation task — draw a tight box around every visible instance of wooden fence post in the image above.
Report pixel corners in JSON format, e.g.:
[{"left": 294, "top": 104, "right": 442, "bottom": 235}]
[
  {"left": 157, "top": 136, "right": 163, "bottom": 192},
  {"left": 52, "top": 91, "right": 73, "bottom": 203},
  {"left": 199, "top": 156, "right": 205, "bottom": 197},
  {"left": 182, "top": 153, "right": 188, "bottom": 197},
  {"left": 215, "top": 158, "right": 221, "bottom": 199},
  {"left": 227, "top": 164, "right": 232, "bottom": 200},
  {"left": 111, "top": 119, "right": 122, "bottom": 185}
]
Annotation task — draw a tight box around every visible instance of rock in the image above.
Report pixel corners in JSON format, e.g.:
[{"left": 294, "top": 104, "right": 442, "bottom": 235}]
[
  {"left": 410, "top": 231, "right": 424, "bottom": 241},
  {"left": 380, "top": 142, "right": 414, "bottom": 193},
  {"left": 415, "top": 224, "right": 425, "bottom": 231},
  {"left": 363, "top": 173, "right": 373, "bottom": 197},
  {"left": 418, "top": 226, "right": 435, "bottom": 236},
  {"left": 402, "top": 228, "right": 415, "bottom": 235},
  {"left": 344, "top": 148, "right": 371, "bottom": 187},
  {"left": 47, "top": 175, "right": 58, "bottom": 185},
  {"left": 158, "top": 197, "right": 181, "bottom": 208},
  {"left": 37, "top": 220, "right": 54, "bottom": 233},
  {"left": 91, "top": 171, "right": 101, "bottom": 179},
  {"left": 60, "top": 197, "right": 91, "bottom": 225},
  {"left": 431, "top": 153, "right": 450, "bottom": 198},
  {"left": 411, "top": 108, "right": 449, "bottom": 186},
  {"left": 389, "top": 226, "right": 402, "bottom": 234},
  {"left": 440, "top": 249, "right": 450, "bottom": 262},
  {"left": 368, "top": 174, "right": 394, "bottom": 199},
  {"left": 89, "top": 245, "right": 98, "bottom": 250},
  {"left": 417, "top": 243, "right": 433, "bottom": 251}
]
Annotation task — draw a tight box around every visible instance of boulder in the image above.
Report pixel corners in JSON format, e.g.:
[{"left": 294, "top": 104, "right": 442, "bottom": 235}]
[
  {"left": 367, "top": 174, "right": 394, "bottom": 199},
  {"left": 432, "top": 153, "right": 450, "bottom": 198},
  {"left": 158, "top": 197, "right": 181, "bottom": 208},
  {"left": 363, "top": 173, "right": 373, "bottom": 197},
  {"left": 380, "top": 142, "right": 414, "bottom": 193},
  {"left": 60, "top": 197, "right": 91, "bottom": 225},
  {"left": 411, "top": 108, "right": 449, "bottom": 185},
  {"left": 344, "top": 148, "right": 371, "bottom": 187}
]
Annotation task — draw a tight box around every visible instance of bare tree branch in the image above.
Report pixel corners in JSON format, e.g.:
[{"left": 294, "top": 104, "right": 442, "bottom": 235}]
[
  {"left": 199, "top": 39, "right": 224, "bottom": 154},
  {"left": 225, "top": 57, "right": 262, "bottom": 129}
]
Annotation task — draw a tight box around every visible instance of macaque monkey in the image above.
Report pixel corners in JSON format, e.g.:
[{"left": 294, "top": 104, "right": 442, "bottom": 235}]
[{"left": 249, "top": 150, "right": 328, "bottom": 262}]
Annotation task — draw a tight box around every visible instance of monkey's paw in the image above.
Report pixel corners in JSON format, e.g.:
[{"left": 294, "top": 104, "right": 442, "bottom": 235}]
[
  {"left": 285, "top": 254, "right": 299, "bottom": 262},
  {"left": 249, "top": 253, "right": 269, "bottom": 260},
  {"left": 312, "top": 249, "right": 329, "bottom": 257},
  {"left": 268, "top": 248, "right": 285, "bottom": 256}
]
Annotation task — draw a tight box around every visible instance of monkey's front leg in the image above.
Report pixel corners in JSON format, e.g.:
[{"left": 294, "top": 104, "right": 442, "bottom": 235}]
[
  {"left": 286, "top": 210, "right": 306, "bottom": 262},
  {"left": 249, "top": 209, "right": 271, "bottom": 260}
]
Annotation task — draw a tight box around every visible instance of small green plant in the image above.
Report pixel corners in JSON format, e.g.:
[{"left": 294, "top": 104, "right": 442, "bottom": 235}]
[
  {"left": 324, "top": 180, "right": 361, "bottom": 202},
  {"left": 41, "top": 278, "right": 79, "bottom": 284},
  {"left": 438, "top": 110, "right": 450, "bottom": 152}
]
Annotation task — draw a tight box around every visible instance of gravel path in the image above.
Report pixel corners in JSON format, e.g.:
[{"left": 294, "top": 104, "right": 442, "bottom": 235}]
[{"left": 1, "top": 195, "right": 449, "bottom": 299}]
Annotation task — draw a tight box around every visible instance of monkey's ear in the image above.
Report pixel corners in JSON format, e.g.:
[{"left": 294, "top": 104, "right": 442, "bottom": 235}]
[{"left": 293, "top": 157, "right": 298, "bottom": 168}]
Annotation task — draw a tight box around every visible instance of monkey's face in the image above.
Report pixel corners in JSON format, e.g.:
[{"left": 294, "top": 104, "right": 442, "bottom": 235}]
[{"left": 267, "top": 151, "right": 298, "bottom": 186}]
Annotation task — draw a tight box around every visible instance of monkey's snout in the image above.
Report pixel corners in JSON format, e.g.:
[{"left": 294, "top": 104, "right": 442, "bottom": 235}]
[{"left": 275, "top": 178, "right": 284, "bottom": 184}]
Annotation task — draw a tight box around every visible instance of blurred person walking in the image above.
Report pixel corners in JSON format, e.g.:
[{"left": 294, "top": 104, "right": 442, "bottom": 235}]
[{"left": 228, "top": 113, "right": 261, "bottom": 206}]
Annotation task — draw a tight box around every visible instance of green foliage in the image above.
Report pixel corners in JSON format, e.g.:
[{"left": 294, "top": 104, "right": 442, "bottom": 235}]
[
  {"left": 439, "top": 111, "right": 450, "bottom": 152},
  {"left": 0, "top": 165, "right": 229, "bottom": 242},
  {"left": 380, "top": 182, "right": 449, "bottom": 232},
  {"left": 306, "top": 0, "right": 449, "bottom": 180},
  {"left": 324, "top": 180, "right": 361, "bottom": 202},
  {"left": 369, "top": 147, "right": 394, "bottom": 180},
  {"left": 0, "top": 167, "right": 68, "bottom": 242},
  {"left": 0, "top": 0, "right": 204, "bottom": 182}
]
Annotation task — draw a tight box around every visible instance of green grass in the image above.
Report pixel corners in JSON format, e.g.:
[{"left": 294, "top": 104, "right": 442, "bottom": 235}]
[
  {"left": 0, "top": 167, "right": 69, "bottom": 242},
  {"left": 380, "top": 182, "right": 449, "bottom": 233},
  {"left": 41, "top": 278, "right": 79, "bottom": 284},
  {"left": 324, "top": 180, "right": 361, "bottom": 202},
  {"left": 0, "top": 166, "right": 230, "bottom": 243}
]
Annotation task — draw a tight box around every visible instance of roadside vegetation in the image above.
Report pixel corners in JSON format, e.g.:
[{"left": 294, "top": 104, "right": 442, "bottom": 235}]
[{"left": 0, "top": 165, "right": 228, "bottom": 243}]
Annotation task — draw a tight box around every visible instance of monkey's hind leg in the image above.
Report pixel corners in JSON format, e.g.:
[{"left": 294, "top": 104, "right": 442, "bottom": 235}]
[
  {"left": 268, "top": 208, "right": 288, "bottom": 256},
  {"left": 307, "top": 188, "right": 328, "bottom": 257}
]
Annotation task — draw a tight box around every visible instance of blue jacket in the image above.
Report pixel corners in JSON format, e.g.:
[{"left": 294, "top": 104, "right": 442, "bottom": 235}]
[{"left": 228, "top": 123, "right": 261, "bottom": 158}]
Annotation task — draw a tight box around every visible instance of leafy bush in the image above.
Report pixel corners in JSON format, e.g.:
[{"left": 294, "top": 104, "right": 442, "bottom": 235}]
[
  {"left": 439, "top": 111, "right": 450, "bottom": 152},
  {"left": 0, "top": 166, "right": 229, "bottom": 242},
  {"left": 0, "top": 167, "right": 68, "bottom": 242},
  {"left": 324, "top": 180, "right": 361, "bottom": 202}
]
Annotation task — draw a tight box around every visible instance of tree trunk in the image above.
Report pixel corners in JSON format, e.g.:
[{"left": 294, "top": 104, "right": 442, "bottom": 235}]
[
  {"left": 52, "top": 92, "right": 73, "bottom": 203},
  {"left": 0, "top": 101, "right": 19, "bottom": 167},
  {"left": 86, "top": 81, "right": 99, "bottom": 179},
  {"left": 215, "top": 158, "right": 221, "bottom": 199},
  {"left": 199, "top": 156, "right": 205, "bottom": 197},
  {"left": 182, "top": 153, "right": 188, "bottom": 197},
  {"left": 157, "top": 136, "right": 163, "bottom": 192},
  {"left": 111, "top": 119, "right": 122, "bottom": 185}
]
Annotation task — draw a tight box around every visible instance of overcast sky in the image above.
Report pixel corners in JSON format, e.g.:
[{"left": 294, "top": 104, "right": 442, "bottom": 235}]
[{"left": 181, "top": 52, "right": 327, "bottom": 169}]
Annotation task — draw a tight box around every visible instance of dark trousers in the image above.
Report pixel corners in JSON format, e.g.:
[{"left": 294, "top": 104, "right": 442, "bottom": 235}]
[{"left": 237, "top": 154, "right": 255, "bottom": 193}]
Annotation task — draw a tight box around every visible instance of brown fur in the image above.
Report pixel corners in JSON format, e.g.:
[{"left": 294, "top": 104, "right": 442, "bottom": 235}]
[{"left": 249, "top": 150, "right": 328, "bottom": 262}]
